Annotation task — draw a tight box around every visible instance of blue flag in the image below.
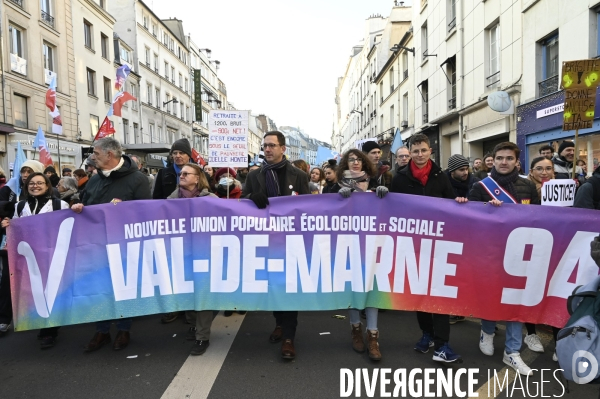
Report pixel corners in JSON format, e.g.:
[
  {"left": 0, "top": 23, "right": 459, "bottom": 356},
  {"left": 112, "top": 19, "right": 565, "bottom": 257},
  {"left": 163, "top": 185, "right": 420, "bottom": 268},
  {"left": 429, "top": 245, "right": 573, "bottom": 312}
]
[
  {"left": 391, "top": 128, "right": 403, "bottom": 154},
  {"left": 7, "top": 142, "right": 26, "bottom": 197},
  {"left": 316, "top": 146, "right": 339, "bottom": 165}
]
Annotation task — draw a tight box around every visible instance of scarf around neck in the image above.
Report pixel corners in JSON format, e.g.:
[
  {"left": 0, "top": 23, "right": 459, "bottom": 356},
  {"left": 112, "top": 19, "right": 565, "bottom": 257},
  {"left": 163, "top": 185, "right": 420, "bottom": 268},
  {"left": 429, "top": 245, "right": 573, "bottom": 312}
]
[
  {"left": 77, "top": 175, "right": 88, "bottom": 187},
  {"left": 410, "top": 159, "right": 432, "bottom": 187},
  {"left": 339, "top": 170, "right": 370, "bottom": 192},
  {"left": 261, "top": 158, "right": 288, "bottom": 197},
  {"left": 178, "top": 186, "right": 201, "bottom": 198},
  {"left": 490, "top": 166, "right": 520, "bottom": 200}
]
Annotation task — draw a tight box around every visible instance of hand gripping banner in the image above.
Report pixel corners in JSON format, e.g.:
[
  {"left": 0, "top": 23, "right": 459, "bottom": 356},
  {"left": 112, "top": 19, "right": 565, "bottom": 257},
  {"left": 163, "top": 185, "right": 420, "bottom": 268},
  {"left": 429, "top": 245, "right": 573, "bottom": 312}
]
[{"left": 7, "top": 193, "right": 600, "bottom": 331}]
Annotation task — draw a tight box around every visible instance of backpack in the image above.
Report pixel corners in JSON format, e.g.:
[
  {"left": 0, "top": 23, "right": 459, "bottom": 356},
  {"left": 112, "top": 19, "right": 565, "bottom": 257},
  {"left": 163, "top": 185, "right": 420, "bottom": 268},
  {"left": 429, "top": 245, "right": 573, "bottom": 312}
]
[
  {"left": 556, "top": 275, "right": 600, "bottom": 384},
  {"left": 16, "top": 198, "right": 62, "bottom": 216}
]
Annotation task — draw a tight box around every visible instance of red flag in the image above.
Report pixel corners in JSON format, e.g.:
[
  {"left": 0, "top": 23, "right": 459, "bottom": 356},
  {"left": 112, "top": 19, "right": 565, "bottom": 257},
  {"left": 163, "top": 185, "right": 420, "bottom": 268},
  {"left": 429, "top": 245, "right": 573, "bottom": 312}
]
[
  {"left": 39, "top": 148, "right": 53, "bottom": 167},
  {"left": 45, "top": 88, "right": 56, "bottom": 112},
  {"left": 192, "top": 148, "right": 206, "bottom": 166},
  {"left": 112, "top": 91, "right": 137, "bottom": 117},
  {"left": 94, "top": 117, "right": 116, "bottom": 141}
]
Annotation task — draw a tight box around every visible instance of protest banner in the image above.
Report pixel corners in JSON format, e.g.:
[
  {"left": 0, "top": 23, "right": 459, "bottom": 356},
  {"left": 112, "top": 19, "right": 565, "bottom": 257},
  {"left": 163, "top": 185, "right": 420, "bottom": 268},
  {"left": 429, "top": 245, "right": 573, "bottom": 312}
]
[
  {"left": 561, "top": 59, "right": 600, "bottom": 131},
  {"left": 208, "top": 110, "right": 248, "bottom": 167},
  {"left": 541, "top": 179, "right": 577, "bottom": 207},
  {"left": 8, "top": 194, "right": 600, "bottom": 331}
]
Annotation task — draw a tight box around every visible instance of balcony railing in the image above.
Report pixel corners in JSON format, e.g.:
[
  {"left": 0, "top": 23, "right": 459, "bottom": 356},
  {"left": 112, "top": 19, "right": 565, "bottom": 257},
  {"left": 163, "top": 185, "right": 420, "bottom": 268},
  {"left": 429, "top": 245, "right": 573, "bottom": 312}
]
[
  {"left": 486, "top": 71, "right": 501, "bottom": 88},
  {"left": 448, "top": 97, "right": 456, "bottom": 110},
  {"left": 377, "top": 128, "right": 395, "bottom": 143},
  {"left": 423, "top": 113, "right": 429, "bottom": 123},
  {"left": 9, "top": 0, "right": 23, "bottom": 8},
  {"left": 448, "top": 17, "right": 456, "bottom": 31},
  {"left": 538, "top": 75, "right": 559, "bottom": 97},
  {"left": 41, "top": 10, "right": 55, "bottom": 28}
]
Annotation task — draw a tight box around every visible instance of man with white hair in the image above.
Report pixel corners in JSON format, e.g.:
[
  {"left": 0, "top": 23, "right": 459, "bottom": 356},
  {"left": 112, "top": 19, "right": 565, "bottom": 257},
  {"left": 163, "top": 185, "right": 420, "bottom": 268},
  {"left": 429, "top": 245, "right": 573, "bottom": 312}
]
[{"left": 72, "top": 137, "right": 150, "bottom": 352}]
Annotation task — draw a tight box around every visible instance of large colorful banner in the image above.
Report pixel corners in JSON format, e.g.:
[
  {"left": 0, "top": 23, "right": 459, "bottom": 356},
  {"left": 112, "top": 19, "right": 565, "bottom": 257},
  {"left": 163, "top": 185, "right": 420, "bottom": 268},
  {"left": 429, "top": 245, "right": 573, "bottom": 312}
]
[{"left": 8, "top": 194, "right": 600, "bottom": 331}]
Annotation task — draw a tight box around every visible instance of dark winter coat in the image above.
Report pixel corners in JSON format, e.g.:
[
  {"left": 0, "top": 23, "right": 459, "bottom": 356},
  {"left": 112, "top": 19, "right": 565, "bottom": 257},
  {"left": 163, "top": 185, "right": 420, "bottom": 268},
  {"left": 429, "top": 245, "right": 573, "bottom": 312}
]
[
  {"left": 242, "top": 162, "right": 310, "bottom": 197},
  {"left": 390, "top": 160, "right": 455, "bottom": 199},
  {"left": 322, "top": 181, "right": 341, "bottom": 194},
  {"left": 152, "top": 164, "right": 178, "bottom": 199},
  {"left": 447, "top": 171, "right": 480, "bottom": 198},
  {"left": 468, "top": 175, "right": 540, "bottom": 204},
  {"left": 82, "top": 156, "right": 151, "bottom": 205}
]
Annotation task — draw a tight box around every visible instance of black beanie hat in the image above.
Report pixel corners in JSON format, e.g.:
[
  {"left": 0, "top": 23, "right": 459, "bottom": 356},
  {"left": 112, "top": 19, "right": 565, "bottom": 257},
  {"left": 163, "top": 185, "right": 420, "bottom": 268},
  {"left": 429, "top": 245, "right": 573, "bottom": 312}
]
[
  {"left": 171, "top": 138, "right": 192, "bottom": 159},
  {"left": 361, "top": 141, "right": 381, "bottom": 154},
  {"left": 558, "top": 141, "right": 574, "bottom": 155},
  {"left": 44, "top": 166, "right": 57, "bottom": 175}
]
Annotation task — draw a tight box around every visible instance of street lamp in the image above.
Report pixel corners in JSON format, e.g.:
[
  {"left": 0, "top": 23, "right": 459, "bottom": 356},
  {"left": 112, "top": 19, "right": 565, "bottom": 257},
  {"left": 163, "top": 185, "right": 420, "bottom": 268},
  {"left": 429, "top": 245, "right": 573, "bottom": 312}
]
[
  {"left": 390, "top": 44, "right": 415, "bottom": 54},
  {"left": 163, "top": 98, "right": 179, "bottom": 107},
  {"left": 350, "top": 110, "right": 363, "bottom": 115},
  {"left": 199, "top": 48, "right": 211, "bottom": 58}
]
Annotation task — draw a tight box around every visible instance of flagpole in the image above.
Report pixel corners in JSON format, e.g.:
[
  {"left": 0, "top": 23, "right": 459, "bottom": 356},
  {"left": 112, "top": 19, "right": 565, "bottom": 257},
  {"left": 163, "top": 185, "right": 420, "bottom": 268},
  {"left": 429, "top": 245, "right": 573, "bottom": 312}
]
[{"left": 56, "top": 133, "right": 62, "bottom": 171}]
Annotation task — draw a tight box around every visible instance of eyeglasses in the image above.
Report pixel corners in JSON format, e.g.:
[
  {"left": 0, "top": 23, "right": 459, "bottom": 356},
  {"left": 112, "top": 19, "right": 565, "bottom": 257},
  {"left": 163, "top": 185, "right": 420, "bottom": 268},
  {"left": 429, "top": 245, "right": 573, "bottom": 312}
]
[
  {"left": 28, "top": 181, "right": 46, "bottom": 187},
  {"left": 262, "top": 143, "right": 280, "bottom": 149},
  {"left": 179, "top": 172, "right": 198, "bottom": 177},
  {"left": 348, "top": 158, "right": 363, "bottom": 164},
  {"left": 411, "top": 149, "right": 430, "bottom": 155},
  {"left": 533, "top": 166, "right": 554, "bottom": 173}
]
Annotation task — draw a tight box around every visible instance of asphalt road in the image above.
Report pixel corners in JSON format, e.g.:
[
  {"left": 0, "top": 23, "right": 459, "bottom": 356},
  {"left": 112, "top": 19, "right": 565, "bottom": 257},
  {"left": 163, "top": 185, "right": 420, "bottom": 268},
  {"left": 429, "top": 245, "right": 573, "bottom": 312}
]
[{"left": 1, "top": 310, "right": 598, "bottom": 399}]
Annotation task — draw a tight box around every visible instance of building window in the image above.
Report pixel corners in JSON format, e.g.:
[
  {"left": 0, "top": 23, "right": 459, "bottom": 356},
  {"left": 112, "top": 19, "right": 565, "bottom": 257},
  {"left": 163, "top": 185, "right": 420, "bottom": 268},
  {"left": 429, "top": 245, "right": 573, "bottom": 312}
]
[
  {"left": 171, "top": 66, "right": 175, "bottom": 83},
  {"left": 43, "top": 42, "right": 54, "bottom": 72},
  {"left": 422, "top": 22, "right": 428, "bottom": 60},
  {"left": 40, "top": 0, "right": 54, "bottom": 28},
  {"left": 101, "top": 33, "right": 109, "bottom": 59},
  {"left": 98, "top": 0, "right": 104, "bottom": 8},
  {"left": 123, "top": 119, "right": 129, "bottom": 144},
  {"left": 9, "top": 25, "right": 25, "bottom": 59},
  {"left": 379, "top": 82, "right": 383, "bottom": 103},
  {"left": 487, "top": 24, "right": 500, "bottom": 89},
  {"left": 179, "top": 73, "right": 183, "bottom": 88},
  {"left": 539, "top": 34, "right": 559, "bottom": 97},
  {"left": 145, "top": 47, "right": 150, "bottom": 66},
  {"left": 390, "top": 67, "right": 394, "bottom": 93},
  {"left": 447, "top": 56, "right": 457, "bottom": 110},
  {"left": 154, "top": 53, "right": 158, "bottom": 72},
  {"left": 390, "top": 105, "right": 394, "bottom": 129},
  {"left": 402, "top": 52, "right": 409, "bottom": 79},
  {"left": 186, "top": 106, "right": 190, "bottom": 121},
  {"left": 164, "top": 61, "right": 169, "bottom": 78},
  {"left": 184, "top": 78, "right": 188, "bottom": 93},
  {"left": 103, "top": 77, "right": 111, "bottom": 103},
  {"left": 447, "top": 0, "right": 457, "bottom": 31},
  {"left": 130, "top": 84, "right": 137, "bottom": 110},
  {"left": 166, "top": 95, "right": 171, "bottom": 113},
  {"left": 143, "top": 15, "right": 149, "bottom": 29},
  {"left": 120, "top": 47, "right": 131, "bottom": 64},
  {"left": 152, "top": 23, "right": 157, "bottom": 37},
  {"left": 84, "top": 20, "right": 93, "bottom": 49},
  {"left": 90, "top": 114, "right": 99, "bottom": 138},
  {"left": 155, "top": 88, "right": 160, "bottom": 108},
  {"left": 147, "top": 84, "right": 152, "bottom": 104},
  {"left": 13, "top": 94, "right": 28, "bottom": 128},
  {"left": 402, "top": 93, "right": 409, "bottom": 123},
  {"left": 150, "top": 123, "right": 156, "bottom": 142},
  {"left": 133, "top": 122, "right": 139, "bottom": 143},
  {"left": 87, "top": 68, "right": 96, "bottom": 96}
]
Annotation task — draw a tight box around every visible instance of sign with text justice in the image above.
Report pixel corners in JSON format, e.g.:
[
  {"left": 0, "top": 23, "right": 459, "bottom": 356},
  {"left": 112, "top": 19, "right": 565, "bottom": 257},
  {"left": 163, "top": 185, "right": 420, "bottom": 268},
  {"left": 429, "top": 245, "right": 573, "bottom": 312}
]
[{"left": 8, "top": 194, "right": 600, "bottom": 331}]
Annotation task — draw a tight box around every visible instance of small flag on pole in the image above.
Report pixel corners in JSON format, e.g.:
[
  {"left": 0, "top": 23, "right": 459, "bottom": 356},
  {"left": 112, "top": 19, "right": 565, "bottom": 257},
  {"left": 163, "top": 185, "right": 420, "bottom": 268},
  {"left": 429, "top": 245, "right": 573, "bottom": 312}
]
[
  {"left": 94, "top": 117, "right": 116, "bottom": 141},
  {"left": 33, "top": 126, "right": 54, "bottom": 167},
  {"left": 115, "top": 65, "right": 131, "bottom": 91},
  {"left": 191, "top": 148, "right": 206, "bottom": 166},
  {"left": 7, "top": 142, "right": 27, "bottom": 197},
  {"left": 109, "top": 91, "right": 137, "bottom": 117},
  {"left": 45, "top": 75, "right": 62, "bottom": 134}
]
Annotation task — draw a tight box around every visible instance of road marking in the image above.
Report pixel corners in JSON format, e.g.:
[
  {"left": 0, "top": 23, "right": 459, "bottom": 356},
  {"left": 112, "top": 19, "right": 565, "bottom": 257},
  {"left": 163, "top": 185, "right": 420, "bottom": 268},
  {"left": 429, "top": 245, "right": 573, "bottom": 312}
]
[
  {"left": 469, "top": 330, "right": 554, "bottom": 398},
  {"left": 161, "top": 312, "right": 245, "bottom": 399}
]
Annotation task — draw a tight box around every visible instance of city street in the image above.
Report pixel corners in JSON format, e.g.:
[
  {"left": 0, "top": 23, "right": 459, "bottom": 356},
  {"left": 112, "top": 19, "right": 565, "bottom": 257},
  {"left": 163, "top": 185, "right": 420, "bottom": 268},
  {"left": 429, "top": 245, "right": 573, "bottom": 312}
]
[{"left": 1, "top": 310, "right": 596, "bottom": 399}]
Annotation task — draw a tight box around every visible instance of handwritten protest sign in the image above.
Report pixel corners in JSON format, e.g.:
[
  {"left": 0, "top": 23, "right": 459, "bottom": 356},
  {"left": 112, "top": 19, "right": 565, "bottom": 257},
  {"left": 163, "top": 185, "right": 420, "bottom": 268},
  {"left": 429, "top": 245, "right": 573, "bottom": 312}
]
[
  {"left": 541, "top": 179, "right": 577, "bottom": 207},
  {"left": 208, "top": 110, "right": 248, "bottom": 167},
  {"left": 561, "top": 59, "right": 600, "bottom": 131}
]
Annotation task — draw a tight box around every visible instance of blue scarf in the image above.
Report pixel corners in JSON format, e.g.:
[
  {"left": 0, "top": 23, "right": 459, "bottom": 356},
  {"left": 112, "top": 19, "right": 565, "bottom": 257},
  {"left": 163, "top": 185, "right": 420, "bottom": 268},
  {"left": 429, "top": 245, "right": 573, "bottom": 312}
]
[{"left": 173, "top": 163, "right": 182, "bottom": 184}]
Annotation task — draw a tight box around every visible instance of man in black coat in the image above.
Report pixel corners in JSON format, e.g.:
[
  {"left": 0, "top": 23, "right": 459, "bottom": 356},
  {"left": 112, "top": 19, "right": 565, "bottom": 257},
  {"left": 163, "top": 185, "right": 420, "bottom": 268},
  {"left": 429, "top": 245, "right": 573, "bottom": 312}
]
[
  {"left": 153, "top": 138, "right": 192, "bottom": 199},
  {"left": 446, "top": 154, "right": 479, "bottom": 198},
  {"left": 72, "top": 137, "right": 150, "bottom": 352},
  {"left": 468, "top": 141, "right": 538, "bottom": 376},
  {"left": 390, "top": 133, "right": 464, "bottom": 364},
  {"left": 242, "top": 130, "right": 309, "bottom": 360}
]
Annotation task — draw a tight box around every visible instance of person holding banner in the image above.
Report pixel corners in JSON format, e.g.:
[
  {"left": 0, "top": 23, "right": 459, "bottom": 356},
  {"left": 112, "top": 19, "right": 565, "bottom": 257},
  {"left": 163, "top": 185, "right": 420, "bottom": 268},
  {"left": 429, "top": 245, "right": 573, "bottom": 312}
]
[
  {"left": 337, "top": 149, "right": 388, "bottom": 361},
  {"left": 321, "top": 161, "right": 340, "bottom": 194},
  {"left": 153, "top": 139, "right": 193, "bottom": 201},
  {"left": 574, "top": 164, "right": 600, "bottom": 209},
  {"left": 242, "top": 131, "right": 309, "bottom": 360},
  {"left": 391, "top": 133, "right": 463, "bottom": 363},
  {"left": 552, "top": 141, "right": 584, "bottom": 186},
  {"left": 166, "top": 163, "right": 219, "bottom": 355},
  {"left": 468, "top": 141, "right": 539, "bottom": 375},
  {"left": 361, "top": 141, "right": 392, "bottom": 190},
  {"left": 1, "top": 172, "right": 69, "bottom": 348},
  {"left": 71, "top": 138, "right": 151, "bottom": 352}
]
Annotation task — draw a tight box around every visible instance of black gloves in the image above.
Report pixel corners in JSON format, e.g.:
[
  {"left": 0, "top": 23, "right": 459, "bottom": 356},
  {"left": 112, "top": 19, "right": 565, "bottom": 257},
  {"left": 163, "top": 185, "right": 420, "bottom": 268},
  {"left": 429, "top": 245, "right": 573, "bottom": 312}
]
[
  {"left": 591, "top": 236, "right": 600, "bottom": 268},
  {"left": 250, "top": 192, "right": 269, "bottom": 209}
]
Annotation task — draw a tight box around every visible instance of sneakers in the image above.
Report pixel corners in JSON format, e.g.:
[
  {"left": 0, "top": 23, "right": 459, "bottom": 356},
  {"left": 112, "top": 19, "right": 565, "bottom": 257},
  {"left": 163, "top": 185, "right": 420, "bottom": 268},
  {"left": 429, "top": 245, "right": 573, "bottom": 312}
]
[
  {"left": 0, "top": 323, "right": 9, "bottom": 333},
  {"left": 433, "top": 343, "right": 462, "bottom": 363},
  {"left": 479, "top": 330, "right": 495, "bottom": 356},
  {"left": 414, "top": 332, "right": 434, "bottom": 353},
  {"left": 503, "top": 351, "right": 532, "bottom": 375},
  {"left": 524, "top": 334, "right": 544, "bottom": 353},
  {"left": 449, "top": 316, "right": 466, "bottom": 325},
  {"left": 190, "top": 340, "right": 210, "bottom": 356},
  {"left": 186, "top": 327, "right": 197, "bottom": 341},
  {"left": 552, "top": 351, "right": 558, "bottom": 362},
  {"left": 40, "top": 336, "right": 56, "bottom": 349}
]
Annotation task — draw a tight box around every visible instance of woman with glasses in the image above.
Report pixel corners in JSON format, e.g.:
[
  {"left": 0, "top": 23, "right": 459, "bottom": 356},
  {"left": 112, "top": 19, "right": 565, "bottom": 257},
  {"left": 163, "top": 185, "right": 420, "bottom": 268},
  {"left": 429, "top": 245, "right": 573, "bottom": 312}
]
[
  {"left": 525, "top": 156, "right": 560, "bottom": 360},
  {"left": 167, "top": 163, "right": 218, "bottom": 356},
  {"left": 1, "top": 172, "right": 69, "bottom": 349},
  {"left": 336, "top": 149, "right": 388, "bottom": 361}
]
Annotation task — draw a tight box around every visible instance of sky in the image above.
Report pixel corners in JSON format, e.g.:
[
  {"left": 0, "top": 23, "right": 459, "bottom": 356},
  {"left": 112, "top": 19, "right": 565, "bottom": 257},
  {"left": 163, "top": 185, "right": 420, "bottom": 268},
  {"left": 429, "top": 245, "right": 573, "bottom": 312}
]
[{"left": 151, "top": 0, "right": 413, "bottom": 144}]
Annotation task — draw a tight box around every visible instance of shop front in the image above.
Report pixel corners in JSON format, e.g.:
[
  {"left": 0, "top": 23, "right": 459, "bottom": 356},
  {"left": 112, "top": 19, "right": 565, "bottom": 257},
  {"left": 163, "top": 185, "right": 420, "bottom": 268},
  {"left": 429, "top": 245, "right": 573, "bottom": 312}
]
[
  {"left": 146, "top": 153, "right": 169, "bottom": 174},
  {"left": 516, "top": 90, "right": 600, "bottom": 174},
  {"left": 8, "top": 132, "right": 82, "bottom": 176}
]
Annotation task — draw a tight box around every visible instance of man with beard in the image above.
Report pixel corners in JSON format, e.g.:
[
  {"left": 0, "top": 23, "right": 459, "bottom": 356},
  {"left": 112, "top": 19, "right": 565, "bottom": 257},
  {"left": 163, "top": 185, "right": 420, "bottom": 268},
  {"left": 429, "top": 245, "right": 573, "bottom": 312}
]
[
  {"left": 539, "top": 145, "right": 554, "bottom": 160},
  {"left": 552, "top": 141, "right": 584, "bottom": 185},
  {"left": 362, "top": 141, "right": 392, "bottom": 189},
  {"left": 446, "top": 154, "right": 479, "bottom": 198}
]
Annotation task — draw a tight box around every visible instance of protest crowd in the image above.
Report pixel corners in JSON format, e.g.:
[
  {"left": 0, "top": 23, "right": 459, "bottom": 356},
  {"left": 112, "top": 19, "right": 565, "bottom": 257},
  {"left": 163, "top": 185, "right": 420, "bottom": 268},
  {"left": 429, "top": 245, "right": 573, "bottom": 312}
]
[{"left": 1, "top": 130, "right": 599, "bottom": 379}]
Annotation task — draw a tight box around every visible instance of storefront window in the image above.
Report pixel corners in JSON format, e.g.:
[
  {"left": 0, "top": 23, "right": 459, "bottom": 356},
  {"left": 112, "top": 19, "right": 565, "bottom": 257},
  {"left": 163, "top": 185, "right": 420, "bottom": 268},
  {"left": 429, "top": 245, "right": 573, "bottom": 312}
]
[{"left": 527, "top": 134, "right": 600, "bottom": 175}]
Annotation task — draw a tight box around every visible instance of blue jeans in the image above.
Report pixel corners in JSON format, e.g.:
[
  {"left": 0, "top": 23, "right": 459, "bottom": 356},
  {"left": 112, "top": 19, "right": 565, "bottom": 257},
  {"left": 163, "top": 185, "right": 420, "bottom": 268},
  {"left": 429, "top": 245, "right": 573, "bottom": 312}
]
[
  {"left": 349, "top": 308, "right": 378, "bottom": 331},
  {"left": 481, "top": 319, "right": 523, "bottom": 354},
  {"left": 96, "top": 318, "right": 132, "bottom": 333}
]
